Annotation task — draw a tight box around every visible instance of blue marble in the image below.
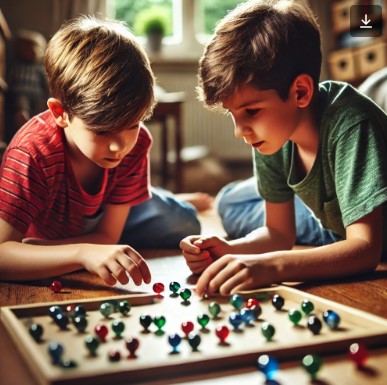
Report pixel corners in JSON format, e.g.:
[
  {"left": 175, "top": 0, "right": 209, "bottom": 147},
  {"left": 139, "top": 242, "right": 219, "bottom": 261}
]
[{"left": 257, "top": 354, "right": 279, "bottom": 380}]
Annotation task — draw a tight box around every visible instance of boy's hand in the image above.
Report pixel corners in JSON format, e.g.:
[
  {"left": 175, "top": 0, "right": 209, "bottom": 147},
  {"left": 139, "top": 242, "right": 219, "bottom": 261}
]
[
  {"left": 179, "top": 235, "right": 230, "bottom": 274},
  {"left": 79, "top": 244, "right": 151, "bottom": 286},
  {"left": 195, "top": 254, "right": 276, "bottom": 297}
]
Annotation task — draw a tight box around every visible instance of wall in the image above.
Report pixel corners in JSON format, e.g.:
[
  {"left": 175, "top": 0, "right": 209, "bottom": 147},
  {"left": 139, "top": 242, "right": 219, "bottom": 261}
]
[
  {"left": 149, "top": 62, "right": 251, "bottom": 162},
  {"left": 0, "top": 0, "right": 55, "bottom": 41}
]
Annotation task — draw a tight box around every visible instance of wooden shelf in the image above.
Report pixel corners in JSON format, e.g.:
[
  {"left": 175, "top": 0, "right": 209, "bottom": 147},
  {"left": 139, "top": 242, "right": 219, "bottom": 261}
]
[{"left": 327, "top": 0, "right": 386, "bottom": 85}]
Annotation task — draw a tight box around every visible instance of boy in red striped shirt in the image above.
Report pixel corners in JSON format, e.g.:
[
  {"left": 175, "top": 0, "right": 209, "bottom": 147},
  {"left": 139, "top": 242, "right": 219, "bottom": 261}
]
[{"left": 0, "top": 16, "right": 201, "bottom": 285}]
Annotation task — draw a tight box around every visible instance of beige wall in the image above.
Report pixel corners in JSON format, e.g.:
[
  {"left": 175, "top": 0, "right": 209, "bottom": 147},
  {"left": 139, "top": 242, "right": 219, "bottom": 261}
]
[{"left": 1, "top": 0, "right": 55, "bottom": 40}]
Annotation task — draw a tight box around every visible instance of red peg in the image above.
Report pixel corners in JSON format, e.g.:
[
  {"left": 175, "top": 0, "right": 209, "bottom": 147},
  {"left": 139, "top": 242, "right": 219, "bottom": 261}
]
[
  {"left": 215, "top": 324, "right": 230, "bottom": 343},
  {"left": 181, "top": 321, "right": 194, "bottom": 337},
  {"left": 94, "top": 323, "right": 108, "bottom": 342}
]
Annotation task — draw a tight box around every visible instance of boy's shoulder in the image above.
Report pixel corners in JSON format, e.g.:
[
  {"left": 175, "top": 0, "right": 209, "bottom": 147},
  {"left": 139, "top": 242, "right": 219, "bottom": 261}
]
[
  {"left": 133, "top": 123, "right": 153, "bottom": 154},
  {"left": 319, "top": 80, "right": 385, "bottom": 114},
  {"left": 8, "top": 110, "right": 64, "bottom": 160},
  {"left": 319, "top": 80, "right": 387, "bottom": 133}
]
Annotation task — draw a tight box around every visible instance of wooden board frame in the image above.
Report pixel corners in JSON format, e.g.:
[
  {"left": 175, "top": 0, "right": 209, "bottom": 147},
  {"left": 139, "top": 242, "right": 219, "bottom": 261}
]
[{"left": 1, "top": 286, "right": 386, "bottom": 385}]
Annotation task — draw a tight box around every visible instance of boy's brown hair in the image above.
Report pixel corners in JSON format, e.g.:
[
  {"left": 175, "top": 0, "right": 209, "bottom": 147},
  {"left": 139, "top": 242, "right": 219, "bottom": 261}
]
[
  {"left": 198, "top": 0, "right": 322, "bottom": 110},
  {"left": 45, "top": 16, "right": 156, "bottom": 133}
]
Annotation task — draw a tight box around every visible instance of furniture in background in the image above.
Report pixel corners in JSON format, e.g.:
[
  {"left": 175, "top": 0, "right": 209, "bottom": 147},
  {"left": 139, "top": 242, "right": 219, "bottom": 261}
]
[
  {"left": 328, "top": 0, "right": 386, "bottom": 85},
  {"left": 150, "top": 86, "right": 185, "bottom": 192}
]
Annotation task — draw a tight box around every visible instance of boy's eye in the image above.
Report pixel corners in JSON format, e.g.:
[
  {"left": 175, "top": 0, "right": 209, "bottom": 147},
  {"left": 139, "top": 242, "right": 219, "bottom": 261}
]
[
  {"left": 127, "top": 124, "right": 140, "bottom": 131},
  {"left": 246, "top": 109, "right": 259, "bottom": 116}
]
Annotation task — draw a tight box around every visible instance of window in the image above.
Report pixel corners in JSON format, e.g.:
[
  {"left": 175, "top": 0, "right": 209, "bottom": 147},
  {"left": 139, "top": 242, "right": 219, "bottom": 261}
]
[
  {"left": 115, "top": 0, "right": 174, "bottom": 37},
  {"left": 114, "top": 0, "right": 241, "bottom": 50},
  {"left": 198, "top": 0, "right": 242, "bottom": 36}
]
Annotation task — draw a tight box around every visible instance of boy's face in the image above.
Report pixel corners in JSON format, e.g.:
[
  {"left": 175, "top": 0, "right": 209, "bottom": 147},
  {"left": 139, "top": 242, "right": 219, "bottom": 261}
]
[
  {"left": 63, "top": 116, "right": 141, "bottom": 169},
  {"left": 223, "top": 83, "right": 304, "bottom": 155}
]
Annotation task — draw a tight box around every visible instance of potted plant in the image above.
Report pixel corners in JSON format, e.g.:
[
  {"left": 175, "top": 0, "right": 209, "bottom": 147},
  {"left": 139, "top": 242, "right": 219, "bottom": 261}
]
[{"left": 133, "top": 7, "right": 170, "bottom": 52}]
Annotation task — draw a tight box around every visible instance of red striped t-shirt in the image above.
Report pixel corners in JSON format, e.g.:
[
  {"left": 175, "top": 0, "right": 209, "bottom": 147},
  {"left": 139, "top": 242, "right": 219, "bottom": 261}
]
[{"left": 0, "top": 110, "right": 152, "bottom": 240}]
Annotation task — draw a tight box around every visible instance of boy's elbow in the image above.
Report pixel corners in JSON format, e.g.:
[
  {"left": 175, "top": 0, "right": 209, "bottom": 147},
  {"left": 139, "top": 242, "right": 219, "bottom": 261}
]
[
  {"left": 272, "top": 228, "right": 295, "bottom": 250},
  {"left": 360, "top": 240, "right": 382, "bottom": 273}
]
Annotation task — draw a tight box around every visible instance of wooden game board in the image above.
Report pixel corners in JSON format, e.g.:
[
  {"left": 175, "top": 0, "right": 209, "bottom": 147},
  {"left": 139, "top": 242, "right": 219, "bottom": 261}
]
[{"left": 1, "top": 285, "right": 386, "bottom": 385}]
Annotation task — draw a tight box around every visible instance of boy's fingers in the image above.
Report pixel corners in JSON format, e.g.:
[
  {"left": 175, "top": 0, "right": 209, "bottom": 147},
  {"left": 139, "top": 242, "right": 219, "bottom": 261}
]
[
  {"left": 114, "top": 267, "right": 130, "bottom": 285},
  {"left": 195, "top": 256, "right": 238, "bottom": 296},
  {"left": 195, "top": 259, "right": 224, "bottom": 296},
  {"left": 183, "top": 249, "right": 211, "bottom": 262},
  {"left": 126, "top": 247, "right": 152, "bottom": 284},
  {"left": 180, "top": 236, "right": 202, "bottom": 254},
  {"left": 189, "top": 259, "right": 212, "bottom": 274},
  {"left": 218, "top": 268, "right": 249, "bottom": 296},
  {"left": 98, "top": 266, "right": 118, "bottom": 286},
  {"left": 194, "top": 236, "right": 221, "bottom": 249}
]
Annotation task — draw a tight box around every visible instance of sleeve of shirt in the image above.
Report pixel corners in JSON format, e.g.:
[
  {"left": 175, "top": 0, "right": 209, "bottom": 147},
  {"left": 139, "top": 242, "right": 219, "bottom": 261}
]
[
  {"left": 0, "top": 147, "right": 49, "bottom": 234},
  {"left": 332, "top": 119, "right": 387, "bottom": 228},
  {"left": 253, "top": 143, "right": 294, "bottom": 203},
  {"left": 105, "top": 125, "right": 152, "bottom": 206}
]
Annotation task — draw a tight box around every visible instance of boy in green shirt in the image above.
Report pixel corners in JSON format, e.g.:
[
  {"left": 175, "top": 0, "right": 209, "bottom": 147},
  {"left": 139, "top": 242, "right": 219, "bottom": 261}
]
[{"left": 179, "top": 0, "right": 387, "bottom": 296}]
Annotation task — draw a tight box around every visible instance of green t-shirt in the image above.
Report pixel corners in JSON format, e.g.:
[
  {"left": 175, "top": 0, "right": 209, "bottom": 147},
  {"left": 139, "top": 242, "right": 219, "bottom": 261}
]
[{"left": 254, "top": 81, "right": 387, "bottom": 252}]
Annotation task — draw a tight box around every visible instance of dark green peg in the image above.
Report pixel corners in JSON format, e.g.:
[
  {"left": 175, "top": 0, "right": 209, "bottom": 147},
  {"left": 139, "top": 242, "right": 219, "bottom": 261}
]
[
  {"left": 118, "top": 300, "right": 131, "bottom": 316},
  {"left": 180, "top": 288, "right": 192, "bottom": 301},
  {"left": 301, "top": 299, "right": 314, "bottom": 316},
  {"left": 187, "top": 332, "right": 201, "bottom": 351},
  {"left": 288, "top": 307, "right": 302, "bottom": 325},
  {"left": 112, "top": 320, "right": 125, "bottom": 337},
  {"left": 230, "top": 294, "right": 244, "bottom": 310},
  {"left": 197, "top": 313, "right": 210, "bottom": 329},
  {"left": 169, "top": 281, "right": 181, "bottom": 294},
  {"left": 261, "top": 322, "right": 275, "bottom": 341},
  {"left": 208, "top": 301, "right": 221, "bottom": 318},
  {"left": 84, "top": 335, "right": 100, "bottom": 356}
]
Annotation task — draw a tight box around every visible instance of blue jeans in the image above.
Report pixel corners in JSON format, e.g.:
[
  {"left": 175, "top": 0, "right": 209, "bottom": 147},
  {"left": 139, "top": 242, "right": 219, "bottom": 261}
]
[
  {"left": 217, "top": 177, "right": 341, "bottom": 246},
  {"left": 120, "top": 187, "right": 200, "bottom": 248}
]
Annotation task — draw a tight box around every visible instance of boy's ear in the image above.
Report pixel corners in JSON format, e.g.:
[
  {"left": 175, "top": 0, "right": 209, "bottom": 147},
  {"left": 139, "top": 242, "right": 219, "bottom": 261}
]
[
  {"left": 291, "top": 74, "right": 314, "bottom": 108},
  {"left": 47, "top": 98, "right": 69, "bottom": 127}
]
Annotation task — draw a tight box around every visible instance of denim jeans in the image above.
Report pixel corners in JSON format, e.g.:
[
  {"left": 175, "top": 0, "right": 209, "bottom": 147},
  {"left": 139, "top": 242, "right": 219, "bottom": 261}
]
[
  {"left": 119, "top": 187, "right": 201, "bottom": 248},
  {"left": 217, "top": 177, "right": 341, "bottom": 246}
]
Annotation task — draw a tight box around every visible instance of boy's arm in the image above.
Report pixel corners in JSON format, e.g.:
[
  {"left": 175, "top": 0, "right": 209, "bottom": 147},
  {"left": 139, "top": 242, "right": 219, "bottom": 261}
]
[
  {"left": 227, "top": 199, "right": 297, "bottom": 253},
  {"left": 0, "top": 218, "right": 83, "bottom": 279},
  {"left": 195, "top": 206, "right": 382, "bottom": 296},
  {"left": 0, "top": 208, "right": 151, "bottom": 284},
  {"left": 275, "top": 206, "right": 382, "bottom": 282},
  {"left": 24, "top": 204, "right": 130, "bottom": 245}
]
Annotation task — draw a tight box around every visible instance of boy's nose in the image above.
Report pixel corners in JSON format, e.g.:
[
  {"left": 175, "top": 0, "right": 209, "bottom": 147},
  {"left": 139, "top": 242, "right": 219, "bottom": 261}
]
[
  {"left": 109, "top": 139, "right": 127, "bottom": 153},
  {"left": 234, "top": 124, "right": 249, "bottom": 139}
]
